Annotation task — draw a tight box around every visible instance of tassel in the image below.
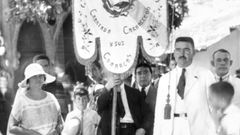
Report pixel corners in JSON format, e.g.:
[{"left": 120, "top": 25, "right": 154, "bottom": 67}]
[
  {"left": 164, "top": 103, "right": 171, "bottom": 119},
  {"left": 164, "top": 94, "right": 171, "bottom": 119}
]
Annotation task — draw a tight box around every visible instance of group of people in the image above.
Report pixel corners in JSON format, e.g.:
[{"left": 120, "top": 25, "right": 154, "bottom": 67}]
[
  {"left": 153, "top": 37, "right": 240, "bottom": 135},
  {"left": 4, "top": 36, "right": 240, "bottom": 135},
  {"left": 95, "top": 36, "right": 240, "bottom": 135}
]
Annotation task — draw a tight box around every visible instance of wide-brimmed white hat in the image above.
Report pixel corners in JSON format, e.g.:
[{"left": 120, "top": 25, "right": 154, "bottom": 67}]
[{"left": 18, "top": 63, "right": 56, "bottom": 88}]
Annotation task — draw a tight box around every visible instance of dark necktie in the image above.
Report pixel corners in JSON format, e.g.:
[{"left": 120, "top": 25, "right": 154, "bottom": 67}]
[
  {"left": 141, "top": 87, "right": 146, "bottom": 99},
  {"left": 117, "top": 92, "right": 125, "bottom": 118},
  {"left": 219, "top": 77, "right": 223, "bottom": 82},
  {"left": 177, "top": 68, "right": 186, "bottom": 99}
]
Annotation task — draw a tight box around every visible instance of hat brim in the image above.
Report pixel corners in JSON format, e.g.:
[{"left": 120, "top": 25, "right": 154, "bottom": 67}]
[{"left": 18, "top": 73, "right": 56, "bottom": 88}]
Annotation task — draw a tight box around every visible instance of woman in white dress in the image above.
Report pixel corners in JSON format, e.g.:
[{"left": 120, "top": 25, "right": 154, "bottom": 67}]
[{"left": 7, "top": 63, "right": 63, "bottom": 135}]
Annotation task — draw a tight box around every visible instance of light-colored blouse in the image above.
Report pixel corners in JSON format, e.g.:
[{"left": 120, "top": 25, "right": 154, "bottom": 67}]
[
  {"left": 11, "top": 89, "right": 62, "bottom": 135},
  {"left": 64, "top": 108, "right": 100, "bottom": 135}
]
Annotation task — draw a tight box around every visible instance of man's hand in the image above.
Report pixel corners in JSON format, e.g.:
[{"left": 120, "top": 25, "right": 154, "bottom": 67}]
[
  {"left": 105, "top": 75, "right": 122, "bottom": 91},
  {"left": 135, "top": 128, "right": 146, "bottom": 135}
]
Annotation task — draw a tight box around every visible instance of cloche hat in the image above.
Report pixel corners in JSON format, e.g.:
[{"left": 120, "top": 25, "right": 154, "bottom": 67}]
[{"left": 18, "top": 63, "right": 55, "bottom": 88}]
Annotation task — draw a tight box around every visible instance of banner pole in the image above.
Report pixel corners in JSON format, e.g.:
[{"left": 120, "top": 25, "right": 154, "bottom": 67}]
[
  {"left": 111, "top": 85, "right": 118, "bottom": 135},
  {"left": 81, "top": 109, "right": 84, "bottom": 135}
]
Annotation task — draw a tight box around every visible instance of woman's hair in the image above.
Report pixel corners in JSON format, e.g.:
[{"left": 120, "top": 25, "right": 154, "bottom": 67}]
[
  {"left": 33, "top": 54, "right": 50, "bottom": 63},
  {"left": 26, "top": 75, "right": 46, "bottom": 91},
  {"left": 26, "top": 75, "right": 46, "bottom": 84}
]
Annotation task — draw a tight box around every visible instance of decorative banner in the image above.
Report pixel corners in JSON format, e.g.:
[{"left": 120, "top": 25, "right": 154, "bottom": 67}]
[
  {"left": 100, "top": 36, "right": 138, "bottom": 74},
  {"left": 0, "top": 30, "right": 5, "bottom": 56},
  {"left": 137, "top": 0, "right": 168, "bottom": 62},
  {"left": 73, "top": 0, "right": 168, "bottom": 73},
  {"left": 72, "top": 0, "right": 98, "bottom": 65}
]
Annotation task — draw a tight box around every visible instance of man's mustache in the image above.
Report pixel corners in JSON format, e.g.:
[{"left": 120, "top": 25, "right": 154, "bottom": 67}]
[
  {"left": 218, "top": 67, "right": 227, "bottom": 70},
  {"left": 178, "top": 56, "right": 186, "bottom": 59}
]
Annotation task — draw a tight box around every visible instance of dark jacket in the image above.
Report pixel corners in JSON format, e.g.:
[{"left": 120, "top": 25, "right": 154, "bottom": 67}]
[
  {"left": 0, "top": 96, "right": 11, "bottom": 135},
  {"left": 136, "top": 84, "right": 158, "bottom": 135},
  {"left": 97, "top": 85, "right": 152, "bottom": 135}
]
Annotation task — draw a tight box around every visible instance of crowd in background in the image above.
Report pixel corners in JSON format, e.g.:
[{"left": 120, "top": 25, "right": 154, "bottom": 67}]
[{"left": 0, "top": 36, "right": 240, "bottom": 135}]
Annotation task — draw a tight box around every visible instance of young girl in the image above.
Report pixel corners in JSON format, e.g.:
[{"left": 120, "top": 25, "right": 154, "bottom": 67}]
[{"left": 7, "top": 63, "right": 63, "bottom": 135}]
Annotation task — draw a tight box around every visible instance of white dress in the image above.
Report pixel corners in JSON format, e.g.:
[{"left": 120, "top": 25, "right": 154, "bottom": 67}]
[{"left": 10, "top": 89, "right": 61, "bottom": 135}]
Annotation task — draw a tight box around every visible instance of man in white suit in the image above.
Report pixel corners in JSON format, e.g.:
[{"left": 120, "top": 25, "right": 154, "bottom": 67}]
[
  {"left": 153, "top": 37, "right": 214, "bottom": 135},
  {"left": 210, "top": 49, "right": 240, "bottom": 108}
]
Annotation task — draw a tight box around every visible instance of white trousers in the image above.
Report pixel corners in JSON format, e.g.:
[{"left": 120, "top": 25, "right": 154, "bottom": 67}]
[{"left": 172, "top": 117, "right": 191, "bottom": 135}]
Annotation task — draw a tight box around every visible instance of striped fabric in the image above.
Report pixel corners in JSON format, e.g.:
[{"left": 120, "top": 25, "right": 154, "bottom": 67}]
[{"left": 11, "top": 90, "right": 61, "bottom": 135}]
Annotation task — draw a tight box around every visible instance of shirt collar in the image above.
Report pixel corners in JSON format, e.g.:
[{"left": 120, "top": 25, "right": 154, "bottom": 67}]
[
  {"left": 138, "top": 84, "right": 150, "bottom": 90},
  {"left": 214, "top": 72, "right": 230, "bottom": 81},
  {"left": 138, "top": 84, "right": 151, "bottom": 94},
  {"left": 75, "top": 107, "right": 90, "bottom": 114},
  {"left": 176, "top": 63, "right": 195, "bottom": 71},
  {"left": 120, "top": 83, "right": 125, "bottom": 90}
]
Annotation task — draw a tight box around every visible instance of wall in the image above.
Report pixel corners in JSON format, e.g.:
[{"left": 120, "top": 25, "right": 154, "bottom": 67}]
[{"left": 194, "top": 30, "right": 240, "bottom": 75}]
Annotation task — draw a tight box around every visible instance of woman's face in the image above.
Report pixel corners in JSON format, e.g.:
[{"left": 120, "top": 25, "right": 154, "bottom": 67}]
[{"left": 28, "top": 74, "right": 45, "bottom": 88}]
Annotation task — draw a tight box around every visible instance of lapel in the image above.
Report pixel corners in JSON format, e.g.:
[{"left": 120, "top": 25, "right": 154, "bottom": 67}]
[
  {"left": 170, "top": 68, "right": 178, "bottom": 110},
  {"left": 146, "top": 85, "right": 153, "bottom": 97},
  {"left": 145, "top": 85, "right": 153, "bottom": 105},
  {"left": 155, "top": 69, "right": 177, "bottom": 134},
  {"left": 184, "top": 65, "right": 200, "bottom": 97},
  {"left": 146, "top": 84, "right": 156, "bottom": 99},
  {"left": 135, "top": 83, "right": 156, "bottom": 102},
  {"left": 124, "top": 85, "right": 132, "bottom": 107}
]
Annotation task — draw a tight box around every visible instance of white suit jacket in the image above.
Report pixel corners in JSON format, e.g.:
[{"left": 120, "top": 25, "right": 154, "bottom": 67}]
[
  {"left": 229, "top": 76, "right": 240, "bottom": 109},
  {"left": 153, "top": 64, "right": 215, "bottom": 135}
]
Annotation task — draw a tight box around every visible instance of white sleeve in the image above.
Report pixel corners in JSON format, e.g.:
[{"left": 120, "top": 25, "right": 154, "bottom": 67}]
[
  {"left": 221, "top": 116, "right": 240, "bottom": 135},
  {"left": 11, "top": 89, "right": 24, "bottom": 122},
  {"left": 48, "top": 92, "right": 61, "bottom": 113},
  {"left": 153, "top": 76, "right": 163, "bottom": 135}
]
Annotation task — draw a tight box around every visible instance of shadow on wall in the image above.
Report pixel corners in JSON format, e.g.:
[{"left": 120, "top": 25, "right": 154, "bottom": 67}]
[{"left": 194, "top": 30, "right": 240, "bottom": 75}]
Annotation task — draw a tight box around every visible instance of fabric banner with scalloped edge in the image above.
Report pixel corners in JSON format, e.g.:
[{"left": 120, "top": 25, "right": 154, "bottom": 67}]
[
  {"left": 72, "top": 0, "right": 98, "bottom": 65},
  {"left": 100, "top": 35, "right": 138, "bottom": 74},
  {"left": 137, "top": 0, "right": 168, "bottom": 63},
  {"left": 72, "top": 0, "right": 168, "bottom": 71}
]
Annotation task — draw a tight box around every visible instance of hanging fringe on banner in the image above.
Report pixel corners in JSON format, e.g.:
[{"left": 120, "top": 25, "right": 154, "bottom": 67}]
[
  {"left": 72, "top": 0, "right": 168, "bottom": 72},
  {"left": 72, "top": 0, "right": 98, "bottom": 65}
]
